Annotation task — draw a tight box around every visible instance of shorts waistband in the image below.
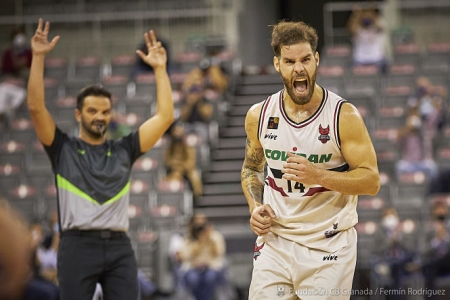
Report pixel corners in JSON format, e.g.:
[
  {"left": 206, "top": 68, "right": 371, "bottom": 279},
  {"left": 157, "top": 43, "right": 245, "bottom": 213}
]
[{"left": 62, "top": 229, "right": 126, "bottom": 239}]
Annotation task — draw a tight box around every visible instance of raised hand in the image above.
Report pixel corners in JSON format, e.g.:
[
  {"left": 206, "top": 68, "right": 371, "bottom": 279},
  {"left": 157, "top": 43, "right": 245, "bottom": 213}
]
[
  {"left": 31, "top": 18, "right": 60, "bottom": 56},
  {"left": 136, "top": 30, "right": 167, "bottom": 70}
]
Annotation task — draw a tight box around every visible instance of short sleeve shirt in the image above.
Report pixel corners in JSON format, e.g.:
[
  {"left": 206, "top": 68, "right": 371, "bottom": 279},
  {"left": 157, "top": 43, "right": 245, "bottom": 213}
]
[{"left": 44, "top": 127, "right": 142, "bottom": 231}]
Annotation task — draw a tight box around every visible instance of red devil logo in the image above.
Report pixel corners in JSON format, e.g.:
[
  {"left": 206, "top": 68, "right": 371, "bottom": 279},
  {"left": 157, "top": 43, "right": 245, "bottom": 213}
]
[
  {"left": 253, "top": 242, "right": 265, "bottom": 260},
  {"left": 318, "top": 125, "right": 330, "bottom": 144}
]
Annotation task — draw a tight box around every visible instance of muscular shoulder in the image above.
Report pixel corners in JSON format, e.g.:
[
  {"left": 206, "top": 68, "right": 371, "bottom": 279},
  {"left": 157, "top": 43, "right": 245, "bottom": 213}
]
[
  {"left": 244, "top": 102, "right": 264, "bottom": 141},
  {"left": 245, "top": 102, "right": 264, "bottom": 129},
  {"left": 339, "top": 101, "right": 370, "bottom": 141}
]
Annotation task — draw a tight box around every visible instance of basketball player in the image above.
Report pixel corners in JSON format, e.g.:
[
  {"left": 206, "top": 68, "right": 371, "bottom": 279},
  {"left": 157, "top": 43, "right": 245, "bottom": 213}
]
[
  {"left": 241, "top": 21, "right": 380, "bottom": 299},
  {"left": 27, "top": 19, "right": 174, "bottom": 300}
]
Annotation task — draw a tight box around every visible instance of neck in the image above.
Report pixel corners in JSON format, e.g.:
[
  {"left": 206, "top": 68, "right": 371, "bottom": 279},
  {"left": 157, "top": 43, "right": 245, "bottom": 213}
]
[{"left": 79, "top": 131, "right": 105, "bottom": 145}]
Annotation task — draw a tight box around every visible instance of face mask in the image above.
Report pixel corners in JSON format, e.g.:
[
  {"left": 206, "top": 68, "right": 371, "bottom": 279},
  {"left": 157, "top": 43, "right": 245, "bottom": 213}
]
[
  {"left": 13, "top": 34, "right": 26, "bottom": 48},
  {"left": 436, "top": 214, "right": 447, "bottom": 222},
  {"left": 382, "top": 215, "right": 399, "bottom": 230},
  {"left": 361, "top": 18, "right": 373, "bottom": 28},
  {"left": 416, "top": 86, "right": 427, "bottom": 98}
]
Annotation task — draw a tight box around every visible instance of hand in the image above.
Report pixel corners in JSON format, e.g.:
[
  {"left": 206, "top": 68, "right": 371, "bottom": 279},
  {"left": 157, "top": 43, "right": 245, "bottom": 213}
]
[
  {"left": 136, "top": 30, "right": 167, "bottom": 70},
  {"left": 250, "top": 204, "right": 276, "bottom": 236},
  {"left": 282, "top": 151, "right": 319, "bottom": 186},
  {"left": 31, "top": 18, "right": 60, "bottom": 56}
]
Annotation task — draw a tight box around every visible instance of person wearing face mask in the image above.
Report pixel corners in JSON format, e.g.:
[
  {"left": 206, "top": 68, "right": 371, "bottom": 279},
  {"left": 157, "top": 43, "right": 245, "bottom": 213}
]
[
  {"left": 2, "top": 27, "right": 32, "bottom": 78},
  {"left": 347, "top": 5, "right": 388, "bottom": 74},
  {"left": 163, "top": 121, "right": 203, "bottom": 198},
  {"left": 407, "top": 77, "right": 446, "bottom": 161},
  {"left": 373, "top": 208, "right": 416, "bottom": 300},
  {"left": 405, "top": 201, "right": 450, "bottom": 299},
  {"left": 395, "top": 105, "right": 438, "bottom": 181},
  {"left": 0, "top": 26, "right": 32, "bottom": 124},
  {"left": 179, "top": 81, "right": 214, "bottom": 145},
  {"left": 179, "top": 213, "right": 227, "bottom": 300}
]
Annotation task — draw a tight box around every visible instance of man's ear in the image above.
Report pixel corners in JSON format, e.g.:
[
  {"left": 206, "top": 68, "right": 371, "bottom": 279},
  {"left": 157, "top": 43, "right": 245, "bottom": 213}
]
[
  {"left": 273, "top": 56, "right": 280, "bottom": 73},
  {"left": 315, "top": 51, "right": 320, "bottom": 67},
  {"left": 74, "top": 109, "right": 81, "bottom": 123}
]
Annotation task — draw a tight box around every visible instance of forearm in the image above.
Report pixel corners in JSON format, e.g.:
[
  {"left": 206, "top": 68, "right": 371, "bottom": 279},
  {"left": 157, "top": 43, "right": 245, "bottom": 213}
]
[
  {"left": 241, "top": 164, "right": 265, "bottom": 214},
  {"left": 27, "top": 54, "right": 46, "bottom": 112},
  {"left": 315, "top": 167, "right": 380, "bottom": 196},
  {"left": 153, "top": 67, "right": 174, "bottom": 124}
]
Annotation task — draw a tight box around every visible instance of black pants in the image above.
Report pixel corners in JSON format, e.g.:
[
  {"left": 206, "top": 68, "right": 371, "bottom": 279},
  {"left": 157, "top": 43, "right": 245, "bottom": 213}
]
[{"left": 57, "top": 231, "right": 138, "bottom": 300}]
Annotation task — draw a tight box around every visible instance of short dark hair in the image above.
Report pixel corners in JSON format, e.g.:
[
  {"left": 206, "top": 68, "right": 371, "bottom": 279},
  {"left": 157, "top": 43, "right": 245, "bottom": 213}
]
[
  {"left": 76, "top": 85, "right": 112, "bottom": 110},
  {"left": 270, "top": 20, "right": 319, "bottom": 57}
]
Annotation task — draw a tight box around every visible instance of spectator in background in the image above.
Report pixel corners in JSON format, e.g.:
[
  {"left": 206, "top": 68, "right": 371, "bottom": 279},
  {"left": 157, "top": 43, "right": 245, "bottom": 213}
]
[
  {"left": 24, "top": 220, "right": 60, "bottom": 300},
  {"left": 373, "top": 208, "right": 415, "bottom": 299},
  {"left": 347, "top": 5, "right": 388, "bottom": 74},
  {"left": 182, "top": 58, "right": 229, "bottom": 95},
  {"left": 179, "top": 83, "right": 214, "bottom": 144},
  {"left": 180, "top": 213, "right": 226, "bottom": 300},
  {"left": 406, "top": 201, "right": 450, "bottom": 299},
  {"left": 163, "top": 121, "right": 203, "bottom": 198},
  {"left": 429, "top": 168, "right": 450, "bottom": 195},
  {"left": 2, "top": 26, "right": 32, "bottom": 78},
  {"left": 37, "top": 211, "right": 59, "bottom": 285},
  {"left": 395, "top": 105, "right": 438, "bottom": 181},
  {"left": 408, "top": 77, "right": 446, "bottom": 159},
  {"left": 0, "top": 26, "right": 32, "bottom": 124}
]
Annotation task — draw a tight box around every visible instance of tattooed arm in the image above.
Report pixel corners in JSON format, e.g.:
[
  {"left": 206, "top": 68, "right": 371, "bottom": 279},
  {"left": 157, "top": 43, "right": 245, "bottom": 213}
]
[{"left": 241, "top": 102, "right": 276, "bottom": 236}]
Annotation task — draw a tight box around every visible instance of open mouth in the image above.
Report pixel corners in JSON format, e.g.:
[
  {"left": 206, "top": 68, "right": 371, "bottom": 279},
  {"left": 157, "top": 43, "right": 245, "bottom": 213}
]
[{"left": 293, "top": 78, "right": 308, "bottom": 94}]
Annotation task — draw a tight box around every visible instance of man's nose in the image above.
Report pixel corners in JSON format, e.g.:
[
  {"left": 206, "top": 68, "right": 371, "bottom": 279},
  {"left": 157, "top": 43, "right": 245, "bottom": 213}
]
[
  {"left": 96, "top": 114, "right": 106, "bottom": 121},
  {"left": 294, "top": 61, "right": 305, "bottom": 73}
]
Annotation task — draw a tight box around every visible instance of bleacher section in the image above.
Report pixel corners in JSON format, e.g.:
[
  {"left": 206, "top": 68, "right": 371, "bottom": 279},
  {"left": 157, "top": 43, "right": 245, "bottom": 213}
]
[{"left": 1, "top": 39, "right": 450, "bottom": 297}]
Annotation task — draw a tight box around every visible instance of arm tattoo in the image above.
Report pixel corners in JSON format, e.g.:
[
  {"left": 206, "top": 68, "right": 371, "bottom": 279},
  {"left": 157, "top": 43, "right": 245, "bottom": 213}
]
[{"left": 241, "top": 138, "right": 265, "bottom": 204}]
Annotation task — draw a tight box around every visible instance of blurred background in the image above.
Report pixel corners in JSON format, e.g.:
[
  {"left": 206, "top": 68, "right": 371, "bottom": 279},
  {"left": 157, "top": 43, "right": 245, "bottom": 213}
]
[{"left": 0, "top": 0, "right": 449, "bottom": 299}]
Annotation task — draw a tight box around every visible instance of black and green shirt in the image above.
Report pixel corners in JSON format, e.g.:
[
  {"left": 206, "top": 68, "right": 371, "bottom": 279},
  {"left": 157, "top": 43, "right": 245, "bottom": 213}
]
[{"left": 44, "top": 127, "right": 143, "bottom": 231}]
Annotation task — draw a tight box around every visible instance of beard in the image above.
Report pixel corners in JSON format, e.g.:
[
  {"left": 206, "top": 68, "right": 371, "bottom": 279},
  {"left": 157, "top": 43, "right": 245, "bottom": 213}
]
[
  {"left": 280, "top": 68, "right": 317, "bottom": 106},
  {"left": 80, "top": 116, "right": 107, "bottom": 139}
]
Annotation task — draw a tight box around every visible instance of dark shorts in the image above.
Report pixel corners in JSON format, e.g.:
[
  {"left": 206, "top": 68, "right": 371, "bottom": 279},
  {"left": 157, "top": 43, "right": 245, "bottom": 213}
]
[{"left": 57, "top": 230, "right": 138, "bottom": 300}]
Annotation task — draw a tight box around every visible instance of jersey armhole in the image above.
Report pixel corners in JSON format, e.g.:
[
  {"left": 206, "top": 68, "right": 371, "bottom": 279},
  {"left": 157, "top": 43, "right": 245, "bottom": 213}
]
[{"left": 335, "top": 99, "right": 346, "bottom": 149}]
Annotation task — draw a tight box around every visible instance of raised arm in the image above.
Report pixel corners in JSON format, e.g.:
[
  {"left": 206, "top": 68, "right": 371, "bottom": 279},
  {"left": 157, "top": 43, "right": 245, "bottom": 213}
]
[
  {"left": 136, "top": 30, "right": 175, "bottom": 153},
  {"left": 27, "top": 18, "right": 60, "bottom": 146},
  {"left": 282, "top": 102, "right": 380, "bottom": 196}
]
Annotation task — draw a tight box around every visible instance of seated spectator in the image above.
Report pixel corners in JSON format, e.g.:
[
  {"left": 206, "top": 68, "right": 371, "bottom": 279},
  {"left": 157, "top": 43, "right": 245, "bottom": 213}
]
[
  {"left": 182, "top": 58, "right": 229, "bottom": 95},
  {"left": 180, "top": 213, "right": 226, "bottom": 300},
  {"left": 408, "top": 77, "right": 446, "bottom": 158},
  {"left": 24, "top": 220, "right": 60, "bottom": 300},
  {"left": 179, "top": 84, "right": 214, "bottom": 144},
  {"left": 168, "top": 231, "right": 185, "bottom": 293},
  {"left": 0, "top": 26, "right": 32, "bottom": 124},
  {"left": 37, "top": 211, "right": 59, "bottom": 285},
  {"left": 407, "top": 202, "right": 450, "bottom": 299},
  {"left": 395, "top": 105, "right": 438, "bottom": 181},
  {"left": 163, "top": 121, "right": 203, "bottom": 198},
  {"left": 347, "top": 5, "right": 388, "bottom": 74},
  {"left": 373, "top": 208, "right": 416, "bottom": 299},
  {"left": 429, "top": 168, "right": 450, "bottom": 195}
]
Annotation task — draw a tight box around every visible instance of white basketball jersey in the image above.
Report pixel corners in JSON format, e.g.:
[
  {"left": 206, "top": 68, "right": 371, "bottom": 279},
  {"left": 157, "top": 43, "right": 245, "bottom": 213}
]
[{"left": 258, "top": 88, "right": 358, "bottom": 252}]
